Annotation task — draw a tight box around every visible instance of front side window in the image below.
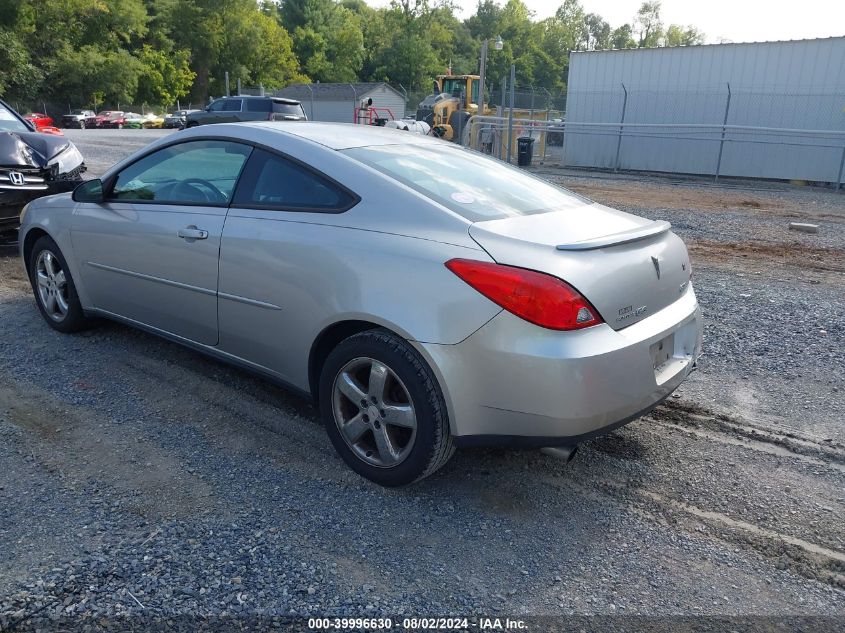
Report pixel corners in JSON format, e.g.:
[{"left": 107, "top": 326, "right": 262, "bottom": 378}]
[
  {"left": 110, "top": 140, "right": 252, "bottom": 205},
  {"left": 222, "top": 99, "right": 242, "bottom": 112},
  {"left": 207, "top": 100, "right": 225, "bottom": 112},
  {"left": 233, "top": 149, "right": 354, "bottom": 212},
  {"left": 342, "top": 144, "right": 590, "bottom": 222}
]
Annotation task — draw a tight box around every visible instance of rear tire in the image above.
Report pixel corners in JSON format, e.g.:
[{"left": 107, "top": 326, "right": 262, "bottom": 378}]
[
  {"left": 28, "top": 236, "right": 95, "bottom": 333},
  {"left": 319, "top": 329, "right": 454, "bottom": 486}
]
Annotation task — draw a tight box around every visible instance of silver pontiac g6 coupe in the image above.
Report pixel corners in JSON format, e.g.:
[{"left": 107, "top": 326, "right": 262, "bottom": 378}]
[{"left": 19, "top": 123, "right": 702, "bottom": 486}]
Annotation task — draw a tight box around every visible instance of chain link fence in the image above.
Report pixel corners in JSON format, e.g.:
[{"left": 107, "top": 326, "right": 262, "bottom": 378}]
[{"left": 561, "top": 85, "right": 845, "bottom": 186}]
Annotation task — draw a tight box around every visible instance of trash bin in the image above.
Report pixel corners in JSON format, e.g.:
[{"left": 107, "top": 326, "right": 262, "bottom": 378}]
[{"left": 517, "top": 137, "right": 534, "bottom": 167}]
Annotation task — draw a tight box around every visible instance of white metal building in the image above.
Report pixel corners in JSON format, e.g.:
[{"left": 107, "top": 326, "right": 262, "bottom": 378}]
[
  {"left": 274, "top": 83, "right": 406, "bottom": 123},
  {"left": 564, "top": 37, "right": 845, "bottom": 184}
]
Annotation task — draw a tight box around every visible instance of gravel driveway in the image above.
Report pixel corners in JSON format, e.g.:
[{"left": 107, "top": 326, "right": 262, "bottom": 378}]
[{"left": 0, "top": 130, "right": 843, "bottom": 629}]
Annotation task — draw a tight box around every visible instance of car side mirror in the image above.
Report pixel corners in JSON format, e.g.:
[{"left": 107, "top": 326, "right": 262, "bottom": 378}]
[{"left": 72, "top": 179, "right": 104, "bottom": 203}]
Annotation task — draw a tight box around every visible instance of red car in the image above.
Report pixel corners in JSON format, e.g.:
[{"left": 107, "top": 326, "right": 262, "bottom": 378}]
[
  {"left": 24, "top": 113, "right": 54, "bottom": 130},
  {"left": 93, "top": 111, "right": 124, "bottom": 128},
  {"left": 23, "top": 112, "right": 64, "bottom": 136}
]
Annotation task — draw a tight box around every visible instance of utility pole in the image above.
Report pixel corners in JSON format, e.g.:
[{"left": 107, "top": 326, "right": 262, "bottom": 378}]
[
  {"left": 506, "top": 64, "right": 515, "bottom": 163},
  {"left": 477, "top": 39, "right": 488, "bottom": 115}
]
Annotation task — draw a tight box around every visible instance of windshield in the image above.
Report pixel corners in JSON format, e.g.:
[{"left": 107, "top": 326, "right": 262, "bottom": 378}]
[
  {"left": 342, "top": 144, "right": 590, "bottom": 222},
  {"left": 0, "top": 104, "right": 29, "bottom": 133},
  {"left": 441, "top": 79, "right": 466, "bottom": 97}
]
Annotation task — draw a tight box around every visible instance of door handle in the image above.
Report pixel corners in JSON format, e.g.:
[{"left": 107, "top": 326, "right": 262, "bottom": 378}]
[{"left": 177, "top": 227, "right": 208, "bottom": 241}]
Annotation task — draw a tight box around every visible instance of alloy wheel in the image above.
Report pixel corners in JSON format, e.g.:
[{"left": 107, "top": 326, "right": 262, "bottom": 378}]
[
  {"left": 35, "top": 250, "right": 69, "bottom": 322},
  {"left": 332, "top": 357, "right": 417, "bottom": 468}
]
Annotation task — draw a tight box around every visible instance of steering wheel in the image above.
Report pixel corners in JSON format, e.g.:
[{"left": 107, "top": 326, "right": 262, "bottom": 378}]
[{"left": 171, "top": 178, "right": 228, "bottom": 204}]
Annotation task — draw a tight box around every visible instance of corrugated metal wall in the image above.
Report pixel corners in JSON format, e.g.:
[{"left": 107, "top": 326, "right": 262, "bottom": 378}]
[
  {"left": 300, "top": 87, "right": 406, "bottom": 123},
  {"left": 363, "top": 86, "right": 406, "bottom": 120},
  {"left": 308, "top": 101, "right": 355, "bottom": 123},
  {"left": 564, "top": 38, "right": 845, "bottom": 182}
]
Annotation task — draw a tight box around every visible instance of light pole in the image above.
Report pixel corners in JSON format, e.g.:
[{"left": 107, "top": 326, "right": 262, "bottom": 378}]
[{"left": 476, "top": 35, "right": 503, "bottom": 115}]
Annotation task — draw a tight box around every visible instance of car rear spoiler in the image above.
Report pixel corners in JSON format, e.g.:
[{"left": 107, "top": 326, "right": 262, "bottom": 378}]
[{"left": 555, "top": 220, "right": 671, "bottom": 251}]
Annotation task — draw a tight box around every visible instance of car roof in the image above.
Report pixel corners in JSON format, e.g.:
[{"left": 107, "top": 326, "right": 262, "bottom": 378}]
[
  {"left": 216, "top": 95, "right": 301, "bottom": 104},
  {"left": 239, "top": 121, "right": 447, "bottom": 150}
]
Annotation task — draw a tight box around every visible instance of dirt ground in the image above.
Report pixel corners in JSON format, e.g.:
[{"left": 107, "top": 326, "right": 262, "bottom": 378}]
[{"left": 0, "top": 156, "right": 843, "bottom": 624}]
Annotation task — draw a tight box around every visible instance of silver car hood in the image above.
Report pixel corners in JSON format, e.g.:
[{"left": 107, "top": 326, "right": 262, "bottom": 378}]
[{"left": 468, "top": 204, "right": 692, "bottom": 330}]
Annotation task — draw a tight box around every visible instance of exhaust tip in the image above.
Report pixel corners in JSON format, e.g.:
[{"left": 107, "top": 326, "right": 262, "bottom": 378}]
[{"left": 540, "top": 445, "right": 578, "bottom": 463}]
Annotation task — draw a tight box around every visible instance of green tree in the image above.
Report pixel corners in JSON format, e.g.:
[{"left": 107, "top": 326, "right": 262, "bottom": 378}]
[
  {"left": 665, "top": 24, "right": 705, "bottom": 47},
  {"left": 282, "top": 0, "right": 364, "bottom": 83},
  {"left": 610, "top": 24, "right": 637, "bottom": 49},
  {"left": 136, "top": 46, "right": 195, "bottom": 106},
  {"left": 0, "top": 30, "right": 43, "bottom": 100},
  {"left": 157, "top": 0, "right": 304, "bottom": 101},
  {"left": 635, "top": 1, "right": 663, "bottom": 47},
  {"left": 585, "top": 13, "right": 611, "bottom": 50}
]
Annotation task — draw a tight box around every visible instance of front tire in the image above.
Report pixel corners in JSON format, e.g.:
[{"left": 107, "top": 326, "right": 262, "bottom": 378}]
[
  {"left": 28, "top": 236, "right": 95, "bottom": 333},
  {"left": 319, "top": 329, "right": 454, "bottom": 486}
]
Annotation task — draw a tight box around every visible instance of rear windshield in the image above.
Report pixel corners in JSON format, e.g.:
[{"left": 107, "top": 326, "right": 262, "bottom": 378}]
[
  {"left": 342, "top": 144, "right": 588, "bottom": 221},
  {"left": 0, "top": 104, "right": 28, "bottom": 133},
  {"left": 273, "top": 102, "right": 303, "bottom": 115}
]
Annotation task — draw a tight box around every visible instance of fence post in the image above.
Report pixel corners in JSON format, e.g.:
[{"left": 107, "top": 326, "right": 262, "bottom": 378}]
[
  {"left": 225, "top": 72, "right": 230, "bottom": 97},
  {"left": 836, "top": 143, "right": 845, "bottom": 192},
  {"left": 237, "top": 78, "right": 241, "bottom": 96},
  {"left": 529, "top": 86, "right": 535, "bottom": 120},
  {"left": 506, "top": 65, "right": 516, "bottom": 164},
  {"left": 398, "top": 83, "right": 408, "bottom": 116},
  {"left": 350, "top": 84, "right": 358, "bottom": 123},
  {"left": 614, "top": 83, "right": 628, "bottom": 173},
  {"left": 499, "top": 77, "right": 507, "bottom": 160},
  {"left": 306, "top": 84, "right": 314, "bottom": 121},
  {"left": 715, "top": 82, "right": 732, "bottom": 182}
]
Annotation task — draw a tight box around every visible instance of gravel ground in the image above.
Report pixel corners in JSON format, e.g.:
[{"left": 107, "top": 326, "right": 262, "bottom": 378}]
[{"left": 0, "top": 130, "right": 843, "bottom": 629}]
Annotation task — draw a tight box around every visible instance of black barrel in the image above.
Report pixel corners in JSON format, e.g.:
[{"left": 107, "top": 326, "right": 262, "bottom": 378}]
[{"left": 517, "top": 137, "right": 534, "bottom": 166}]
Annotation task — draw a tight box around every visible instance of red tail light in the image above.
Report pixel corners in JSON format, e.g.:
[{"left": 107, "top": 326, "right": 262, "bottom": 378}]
[{"left": 445, "top": 259, "right": 603, "bottom": 331}]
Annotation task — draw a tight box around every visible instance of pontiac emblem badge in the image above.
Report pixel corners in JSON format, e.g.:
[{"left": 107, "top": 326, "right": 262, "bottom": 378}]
[{"left": 651, "top": 256, "right": 661, "bottom": 279}]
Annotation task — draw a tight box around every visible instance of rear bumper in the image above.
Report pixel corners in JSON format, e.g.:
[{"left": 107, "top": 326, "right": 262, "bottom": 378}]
[{"left": 417, "top": 286, "right": 702, "bottom": 446}]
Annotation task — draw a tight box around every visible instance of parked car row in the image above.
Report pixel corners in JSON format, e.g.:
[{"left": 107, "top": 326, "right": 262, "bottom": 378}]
[
  {"left": 47, "top": 96, "right": 308, "bottom": 133},
  {"left": 58, "top": 109, "right": 194, "bottom": 130}
]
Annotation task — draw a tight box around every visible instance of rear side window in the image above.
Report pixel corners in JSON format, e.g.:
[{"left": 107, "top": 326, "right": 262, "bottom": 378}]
[
  {"left": 232, "top": 149, "right": 356, "bottom": 212},
  {"left": 222, "top": 99, "right": 242, "bottom": 112},
  {"left": 245, "top": 99, "right": 272, "bottom": 112}
]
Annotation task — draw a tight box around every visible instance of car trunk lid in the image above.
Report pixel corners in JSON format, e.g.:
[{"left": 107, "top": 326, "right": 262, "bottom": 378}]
[{"left": 468, "top": 204, "right": 692, "bottom": 330}]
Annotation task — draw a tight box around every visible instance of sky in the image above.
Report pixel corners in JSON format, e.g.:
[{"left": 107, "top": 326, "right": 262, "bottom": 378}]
[{"left": 369, "top": 0, "right": 845, "bottom": 45}]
